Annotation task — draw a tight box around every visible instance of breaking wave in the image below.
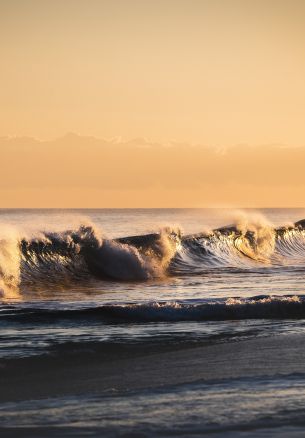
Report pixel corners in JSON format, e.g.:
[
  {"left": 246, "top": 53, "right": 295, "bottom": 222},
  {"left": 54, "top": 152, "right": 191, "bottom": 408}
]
[
  {"left": 0, "top": 223, "right": 180, "bottom": 296},
  {"left": 1, "top": 215, "right": 305, "bottom": 295},
  {"left": 170, "top": 218, "right": 305, "bottom": 274}
]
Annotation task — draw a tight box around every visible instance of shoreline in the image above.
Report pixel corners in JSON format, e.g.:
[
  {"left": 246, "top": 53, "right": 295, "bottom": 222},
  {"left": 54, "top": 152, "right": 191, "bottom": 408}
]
[{"left": 1, "top": 332, "right": 305, "bottom": 403}]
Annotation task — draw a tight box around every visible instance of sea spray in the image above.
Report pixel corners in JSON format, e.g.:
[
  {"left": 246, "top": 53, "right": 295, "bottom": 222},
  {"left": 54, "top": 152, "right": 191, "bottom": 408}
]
[
  {"left": 0, "top": 226, "right": 21, "bottom": 299},
  {"left": 1, "top": 213, "right": 305, "bottom": 293},
  {"left": 17, "top": 222, "right": 182, "bottom": 284},
  {"left": 229, "top": 210, "right": 276, "bottom": 262}
]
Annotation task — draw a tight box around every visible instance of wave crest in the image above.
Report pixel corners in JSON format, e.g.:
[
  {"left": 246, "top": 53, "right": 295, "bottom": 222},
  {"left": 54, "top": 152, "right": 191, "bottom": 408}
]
[{"left": 1, "top": 216, "right": 305, "bottom": 295}]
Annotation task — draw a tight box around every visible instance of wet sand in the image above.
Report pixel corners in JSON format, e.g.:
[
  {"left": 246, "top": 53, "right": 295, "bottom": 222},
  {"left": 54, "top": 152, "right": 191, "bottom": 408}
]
[{"left": 1, "top": 332, "right": 305, "bottom": 403}]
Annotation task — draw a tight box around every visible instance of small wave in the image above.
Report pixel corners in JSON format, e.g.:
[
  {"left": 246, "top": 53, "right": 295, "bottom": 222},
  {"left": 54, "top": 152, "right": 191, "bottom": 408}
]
[
  {"left": 93, "top": 295, "right": 305, "bottom": 321},
  {"left": 2, "top": 295, "right": 305, "bottom": 322}
]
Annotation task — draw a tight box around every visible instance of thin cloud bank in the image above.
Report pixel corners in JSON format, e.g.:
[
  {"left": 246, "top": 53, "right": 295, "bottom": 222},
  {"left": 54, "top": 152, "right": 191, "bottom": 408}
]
[{"left": 0, "top": 134, "right": 304, "bottom": 207}]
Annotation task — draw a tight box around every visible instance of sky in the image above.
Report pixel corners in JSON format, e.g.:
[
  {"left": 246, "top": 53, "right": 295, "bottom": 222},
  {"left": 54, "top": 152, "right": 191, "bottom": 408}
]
[{"left": 1, "top": 0, "right": 305, "bottom": 207}]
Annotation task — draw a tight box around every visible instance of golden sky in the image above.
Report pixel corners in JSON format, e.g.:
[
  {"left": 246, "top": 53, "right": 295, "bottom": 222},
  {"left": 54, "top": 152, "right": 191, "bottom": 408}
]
[{"left": 1, "top": 0, "right": 305, "bottom": 207}]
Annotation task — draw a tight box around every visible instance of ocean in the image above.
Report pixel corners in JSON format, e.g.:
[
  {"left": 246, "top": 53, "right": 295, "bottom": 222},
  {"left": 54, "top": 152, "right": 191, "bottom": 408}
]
[{"left": 1, "top": 208, "right": 305, "bottom": 437}]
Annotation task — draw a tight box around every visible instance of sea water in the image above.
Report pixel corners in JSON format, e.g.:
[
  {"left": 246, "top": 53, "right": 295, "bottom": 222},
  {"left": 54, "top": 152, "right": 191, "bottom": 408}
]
[{"left": 1, "top": 208, "right": 305, "bottom": 437}]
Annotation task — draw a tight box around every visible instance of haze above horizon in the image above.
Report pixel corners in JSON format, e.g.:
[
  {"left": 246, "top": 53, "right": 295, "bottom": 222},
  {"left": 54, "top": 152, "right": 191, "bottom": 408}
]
[{"left": 1, "top": 0, "right": 304, "bottom": 207}]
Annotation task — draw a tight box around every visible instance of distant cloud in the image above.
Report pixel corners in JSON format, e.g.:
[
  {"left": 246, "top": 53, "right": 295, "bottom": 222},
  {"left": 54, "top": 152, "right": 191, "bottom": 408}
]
[{"left": 0, "top": 134, "right": 304, "bottom": 207}]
